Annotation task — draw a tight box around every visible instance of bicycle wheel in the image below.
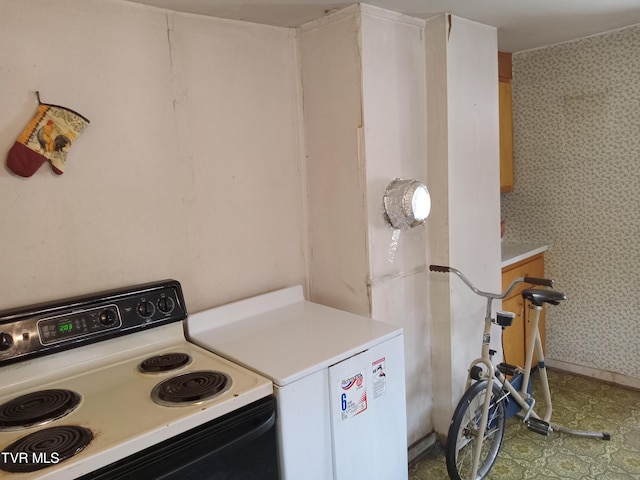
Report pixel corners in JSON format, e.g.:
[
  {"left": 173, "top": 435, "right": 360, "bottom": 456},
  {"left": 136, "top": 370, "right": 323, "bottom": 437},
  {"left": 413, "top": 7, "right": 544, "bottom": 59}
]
[{"left": 445, "top": 380, "right": 506, "bottom": 480}]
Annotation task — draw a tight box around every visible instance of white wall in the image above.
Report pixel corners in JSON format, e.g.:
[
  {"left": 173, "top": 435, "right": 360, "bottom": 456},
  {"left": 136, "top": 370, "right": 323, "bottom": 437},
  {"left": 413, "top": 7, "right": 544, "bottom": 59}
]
[
  {"left": 446, "top": 16, "right": 501, "bottom": 384},
  {"left": 300, "top": 6, "right": 434, "bottom": 445},
  {"left": 1, "top": 0, "right": 502, "bottom": 449},
  {"left": 360, "top": 6, "right": 432, "bottom": 445},
  {"left": 0, "top": 0, "right": 306, "bottom": 312},
  {"left": 426, "top": 14, "right": 501, "bottom": 435},
  {"left": 298, "top": 7, "right": 371, "bottom": 315},
  {"left": 301, "top": 7, "right": 501, "bottom": 444}
]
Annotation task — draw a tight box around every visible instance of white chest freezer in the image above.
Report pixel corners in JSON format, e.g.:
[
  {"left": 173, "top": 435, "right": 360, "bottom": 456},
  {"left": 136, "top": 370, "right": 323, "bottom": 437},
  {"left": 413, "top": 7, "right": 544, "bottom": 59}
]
[{"left": 186, "top": 285, "right": 409, "bottom": 480}]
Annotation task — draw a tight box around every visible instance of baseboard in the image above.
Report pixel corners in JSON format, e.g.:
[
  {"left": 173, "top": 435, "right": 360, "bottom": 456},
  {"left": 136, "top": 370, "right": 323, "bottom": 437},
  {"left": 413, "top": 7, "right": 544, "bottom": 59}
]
[
  {"left": 546, "top": 358, "right": 640, "bottom": 390},
  {"left": 407, "top": 432, "right": 437, "bottom": 465}
]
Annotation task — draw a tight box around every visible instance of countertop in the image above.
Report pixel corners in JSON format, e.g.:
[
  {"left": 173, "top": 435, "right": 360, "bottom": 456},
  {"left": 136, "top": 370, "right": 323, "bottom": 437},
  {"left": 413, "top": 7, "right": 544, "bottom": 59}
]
[{"left": 501, "top": 243, "right": 548, "bottom": 269}]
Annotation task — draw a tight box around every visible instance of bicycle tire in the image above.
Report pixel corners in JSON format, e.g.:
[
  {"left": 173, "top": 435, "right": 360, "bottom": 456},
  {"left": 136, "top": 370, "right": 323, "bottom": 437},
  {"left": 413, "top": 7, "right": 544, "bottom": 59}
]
[{"left": 445, "top": 380, "right": 506, "bottom": 480}]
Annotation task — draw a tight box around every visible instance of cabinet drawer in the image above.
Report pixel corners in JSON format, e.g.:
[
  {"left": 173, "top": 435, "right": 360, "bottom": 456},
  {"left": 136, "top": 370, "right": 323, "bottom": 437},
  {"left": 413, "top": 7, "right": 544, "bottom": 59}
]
[{"left": 502, "top": 253, "right": 545, "bottom": 299}]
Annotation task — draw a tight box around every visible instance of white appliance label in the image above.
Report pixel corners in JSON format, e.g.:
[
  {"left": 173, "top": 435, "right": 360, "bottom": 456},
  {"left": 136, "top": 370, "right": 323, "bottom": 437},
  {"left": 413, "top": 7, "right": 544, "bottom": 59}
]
[
  {"left": 372, "top": 357, "right": 387, "bottom": 399},
  {"left": 339, "top": 370, "right": 367, "bottom": 420}
]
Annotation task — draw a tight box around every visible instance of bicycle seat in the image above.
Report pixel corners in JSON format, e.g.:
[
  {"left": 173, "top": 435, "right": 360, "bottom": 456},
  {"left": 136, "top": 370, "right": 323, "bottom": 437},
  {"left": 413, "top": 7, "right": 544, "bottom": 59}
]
[{"left": 522, "top": 288, "right": 566, "bottom": 306}]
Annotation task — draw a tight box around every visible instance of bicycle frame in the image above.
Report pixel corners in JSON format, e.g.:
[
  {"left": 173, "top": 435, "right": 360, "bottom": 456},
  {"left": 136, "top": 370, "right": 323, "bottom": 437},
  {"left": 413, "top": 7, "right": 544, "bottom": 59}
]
[
  {"left": 447, "top": 268, "right": 543, "bottom": 478},
  {"left": 432, "top": 265, "right": 609, "bottom": 480}
]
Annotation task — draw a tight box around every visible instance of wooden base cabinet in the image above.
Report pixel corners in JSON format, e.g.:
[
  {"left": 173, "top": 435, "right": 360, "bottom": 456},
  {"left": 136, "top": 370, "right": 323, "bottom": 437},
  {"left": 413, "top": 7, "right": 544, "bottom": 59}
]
[{"left": 501, "top": 253, "right": 545, "bottom": 369}]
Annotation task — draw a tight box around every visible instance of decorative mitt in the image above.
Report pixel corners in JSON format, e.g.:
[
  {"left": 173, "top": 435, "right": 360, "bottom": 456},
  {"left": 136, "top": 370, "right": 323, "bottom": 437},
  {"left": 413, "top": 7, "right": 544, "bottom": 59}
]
[{"left": 7, "top": 92, "right": 89, "bottom": 177}]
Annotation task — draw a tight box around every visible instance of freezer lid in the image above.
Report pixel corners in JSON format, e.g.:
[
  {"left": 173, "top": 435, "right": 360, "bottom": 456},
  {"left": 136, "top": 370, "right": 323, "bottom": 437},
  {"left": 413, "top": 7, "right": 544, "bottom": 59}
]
[{"left": 186, "top": 286, "right": 403, "bottom": 387}]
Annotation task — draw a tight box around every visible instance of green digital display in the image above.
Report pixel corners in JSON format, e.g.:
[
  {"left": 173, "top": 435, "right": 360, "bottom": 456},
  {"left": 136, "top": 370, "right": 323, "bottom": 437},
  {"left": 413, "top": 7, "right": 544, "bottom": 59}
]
[
  {"left": 58, "top": 322, "right": 73, "bottom": 333},
  {"left": 38, "top": 306, "right": 121, "bottom": 346}
]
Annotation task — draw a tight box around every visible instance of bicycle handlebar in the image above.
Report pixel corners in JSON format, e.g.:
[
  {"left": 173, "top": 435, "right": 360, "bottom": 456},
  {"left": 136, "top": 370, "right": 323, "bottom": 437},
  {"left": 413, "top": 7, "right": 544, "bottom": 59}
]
[
  {"left": 429, "top": 264, "right": 554, "bottom": 299},
  {"left": 523, "top": 276, "right": 553, "bottom": 287},
  {"left": 429, "top": 265, "right": 450, "bottom": 273}
]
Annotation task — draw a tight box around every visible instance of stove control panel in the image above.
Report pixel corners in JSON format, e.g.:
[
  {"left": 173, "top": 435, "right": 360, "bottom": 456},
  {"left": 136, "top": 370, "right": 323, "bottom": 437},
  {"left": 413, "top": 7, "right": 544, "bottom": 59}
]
[
  {"left": 0, "top": 280, "right": 187, "bottom": 365},
  {"left": 37, "top": 305, "right": 123, "bottom": 345}
]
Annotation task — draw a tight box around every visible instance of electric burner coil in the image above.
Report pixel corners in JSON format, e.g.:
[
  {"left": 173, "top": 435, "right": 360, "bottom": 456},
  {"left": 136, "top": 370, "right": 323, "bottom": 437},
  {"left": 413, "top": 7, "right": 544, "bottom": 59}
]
[
  {"left": 151, "top": 370, "right": 232, "bottom": 407},
  {"left": 0, "top": 389, "right": 81, "bottom": 431},
  {"left": 0, "top": 425, "right": 93, "bottom": 473},
  {"left": 138, "top": 352, "right": 192, "bottom": 373}
]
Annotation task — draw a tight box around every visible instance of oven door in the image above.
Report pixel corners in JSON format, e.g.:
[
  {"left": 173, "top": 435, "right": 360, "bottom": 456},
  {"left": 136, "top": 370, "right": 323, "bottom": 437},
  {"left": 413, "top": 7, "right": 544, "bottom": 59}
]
[{"left": 81, "top": 396, "right": 279, "bottom": 480}]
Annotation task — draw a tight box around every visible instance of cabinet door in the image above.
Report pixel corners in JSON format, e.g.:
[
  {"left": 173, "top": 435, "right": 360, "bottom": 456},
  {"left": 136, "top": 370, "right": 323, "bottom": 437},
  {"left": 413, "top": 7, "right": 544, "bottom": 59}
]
[
  {"left": 499, "top": 80, "right": 514, "bottom": 192},
  {"left": 501, "top": 295, "right": 525, "bottom": 368},
  {"left": 328, "top": 335, "right": 408, "bottom": 480},
  {"left": 501, "top": 253, "right": 546, "bottom": 369}
]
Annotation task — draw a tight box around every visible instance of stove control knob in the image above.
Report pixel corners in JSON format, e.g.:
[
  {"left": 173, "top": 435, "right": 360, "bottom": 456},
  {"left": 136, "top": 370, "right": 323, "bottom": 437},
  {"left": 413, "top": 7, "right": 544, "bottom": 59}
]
[
  {"left": 99, "top": 309, "right": 117, "bottom": 326},
  {"left": 157, "top": 296, "right": 175, "bottom": 314},
  {"left": 0, "top": 332, "right": 14, "bottom": 351},
  {"left": 137, "top": 301, "right": 155, "bottom": 318}
]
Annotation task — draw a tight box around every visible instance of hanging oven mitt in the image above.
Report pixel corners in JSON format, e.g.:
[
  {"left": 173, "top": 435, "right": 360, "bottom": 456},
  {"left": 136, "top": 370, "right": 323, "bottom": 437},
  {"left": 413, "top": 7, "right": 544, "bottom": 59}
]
[{"left": 7, "top": 92, "right": 89, "bottom": 177}]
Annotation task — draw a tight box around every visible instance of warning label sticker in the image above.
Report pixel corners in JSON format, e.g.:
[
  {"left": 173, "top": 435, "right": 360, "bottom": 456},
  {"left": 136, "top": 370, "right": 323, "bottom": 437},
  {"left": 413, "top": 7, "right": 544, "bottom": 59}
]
[
  {"left": 372, "top": 357, "right": 386, "bottom": 399},
  {"left": 339, "top": 370, "right": 367, "bottom": 420}
]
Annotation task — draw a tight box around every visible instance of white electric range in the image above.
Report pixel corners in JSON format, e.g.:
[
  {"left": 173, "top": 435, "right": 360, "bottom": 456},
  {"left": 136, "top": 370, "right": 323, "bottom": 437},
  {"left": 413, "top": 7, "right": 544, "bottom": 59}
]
[{"left": 0, "top": 280, "right": 277, "bottom": 479}]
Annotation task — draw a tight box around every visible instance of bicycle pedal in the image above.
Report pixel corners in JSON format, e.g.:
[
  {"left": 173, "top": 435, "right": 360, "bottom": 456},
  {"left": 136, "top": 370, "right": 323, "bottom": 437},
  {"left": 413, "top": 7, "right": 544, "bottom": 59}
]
[{"left": 526, "top": 418, "right": 552, "bottom": 436}]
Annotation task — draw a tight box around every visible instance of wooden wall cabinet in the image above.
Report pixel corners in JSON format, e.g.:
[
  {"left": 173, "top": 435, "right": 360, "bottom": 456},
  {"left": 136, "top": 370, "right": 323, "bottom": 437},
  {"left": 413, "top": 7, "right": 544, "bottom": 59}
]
[
  {"left": 501, "top": 253, "right": 545, "bottom": 368},
  {"left": 498, "top": 51, "right": 514, "bottom": 192}
]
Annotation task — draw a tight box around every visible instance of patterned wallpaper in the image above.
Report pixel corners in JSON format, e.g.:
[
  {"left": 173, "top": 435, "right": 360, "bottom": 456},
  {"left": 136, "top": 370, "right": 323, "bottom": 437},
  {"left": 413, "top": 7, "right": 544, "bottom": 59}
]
[{"left": 501, "top": 25, "right": 640, "bottom": 381}]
